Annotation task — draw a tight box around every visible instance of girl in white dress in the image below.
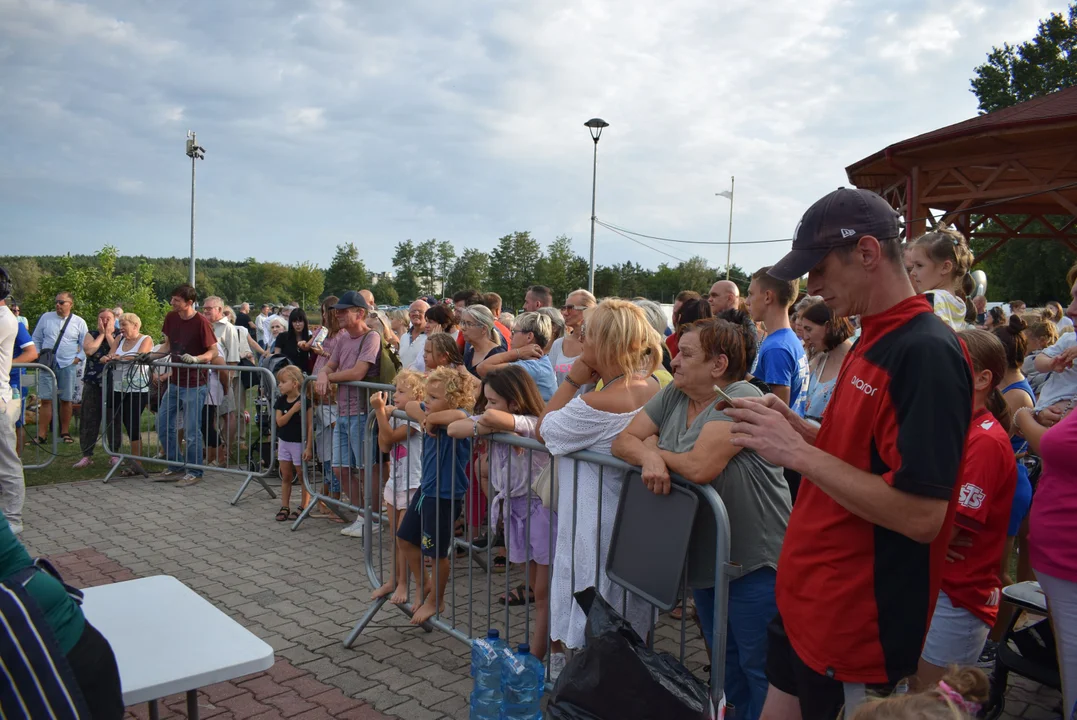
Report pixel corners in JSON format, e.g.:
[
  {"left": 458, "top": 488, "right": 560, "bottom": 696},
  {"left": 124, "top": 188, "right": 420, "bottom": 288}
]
[{"left": 539, "top": 298, "right": 664, "bottom": 676}]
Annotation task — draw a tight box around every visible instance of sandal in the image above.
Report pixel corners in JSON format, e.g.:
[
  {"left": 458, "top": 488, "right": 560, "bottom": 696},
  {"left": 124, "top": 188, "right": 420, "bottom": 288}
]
[
  {"left": 32, "top": 435, "right": 47, "bottom": 446},
  {"left": 60, "top": 433, "right": 74, "bottom": 444},
  {"left": 498, "top": 584, "right": 535, "bottom": 606},
  {"left": 492, "top": 554, "right": 508, "bottom": 573},
  {"left": 275, "top": 507, "right": 290, "bottom": 522},
  {"left": 290, "top": 507, "right": 302, "bottom": 520}
]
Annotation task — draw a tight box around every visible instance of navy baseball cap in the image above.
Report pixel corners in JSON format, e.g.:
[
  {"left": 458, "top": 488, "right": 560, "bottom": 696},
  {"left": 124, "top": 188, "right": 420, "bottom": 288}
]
[
  {"left": 332, "top": 290, "right": 370, "bottom": 310},
  {"left": 769, "top": 188, "right": 902, "bottom": 281}
]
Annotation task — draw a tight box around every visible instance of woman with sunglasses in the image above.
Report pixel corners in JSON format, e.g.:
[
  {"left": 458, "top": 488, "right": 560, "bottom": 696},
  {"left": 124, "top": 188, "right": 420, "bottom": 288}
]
[{"left": 547, "top": 289, "right": 596, "bottom": 386}]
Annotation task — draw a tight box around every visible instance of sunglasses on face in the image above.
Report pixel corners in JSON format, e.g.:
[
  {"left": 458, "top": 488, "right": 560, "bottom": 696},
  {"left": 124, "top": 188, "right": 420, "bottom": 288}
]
[{"left": 561, "top": 305, "right": 587, "bottom": 312}]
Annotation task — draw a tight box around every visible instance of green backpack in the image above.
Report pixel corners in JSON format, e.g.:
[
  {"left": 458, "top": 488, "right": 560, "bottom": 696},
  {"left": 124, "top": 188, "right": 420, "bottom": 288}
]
[{"left": 372, "top": 334, "right": 401, "bottom": 386}]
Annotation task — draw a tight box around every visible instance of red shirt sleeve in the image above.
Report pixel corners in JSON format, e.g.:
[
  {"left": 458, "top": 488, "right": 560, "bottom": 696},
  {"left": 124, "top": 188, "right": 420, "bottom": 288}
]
[{"left": 954, "top": 430, "right": 1002, "bottom": 532}]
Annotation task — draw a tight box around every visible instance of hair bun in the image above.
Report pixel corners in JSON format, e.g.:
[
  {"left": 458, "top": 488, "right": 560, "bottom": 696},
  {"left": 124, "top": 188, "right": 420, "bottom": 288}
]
[{"left": 1008, "top": 314, "right": 1028, "bottom": 332}]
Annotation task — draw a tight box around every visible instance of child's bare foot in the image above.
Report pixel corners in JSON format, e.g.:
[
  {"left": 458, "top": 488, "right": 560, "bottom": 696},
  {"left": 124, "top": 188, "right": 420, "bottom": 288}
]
[
  {"left": 371, "top": 582, "right": 395, "bottom": 600},
  {"left": 390, "top": 584, "right": 408, "bottom": 604},
  {"left": 410, "top": 599, "right": 438, "bottom": 625}
]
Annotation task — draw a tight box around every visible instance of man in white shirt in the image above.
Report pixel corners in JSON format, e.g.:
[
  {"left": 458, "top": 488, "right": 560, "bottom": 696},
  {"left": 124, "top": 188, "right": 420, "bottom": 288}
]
[
  {"left": 201, "top": 296, "right": 241, "bottom": 458},
  {"left": 256, "top": 304, "right": 274, "bottom": 347},
  {"left": 398, "top": 300, "right": 429, "bottom": 370},
  {"left": 30, "top": 290, "right": 88, "bottom": 445},
  {"left": 0, "top": 267, "right": 27, "bottom": 533}
]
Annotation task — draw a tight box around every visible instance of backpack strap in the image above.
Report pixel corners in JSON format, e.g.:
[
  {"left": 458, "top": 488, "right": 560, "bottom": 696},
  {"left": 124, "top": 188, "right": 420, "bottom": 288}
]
[{"left": 0, "top": 569, "right": 90, "bottom": 719}]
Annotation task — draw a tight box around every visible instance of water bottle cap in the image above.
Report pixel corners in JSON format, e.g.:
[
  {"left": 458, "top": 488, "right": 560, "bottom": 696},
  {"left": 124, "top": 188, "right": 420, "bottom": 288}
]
[
  {"left": 518, "top": 643, "right": 530, "bottom": 654},
  {"left": 486, "top": 629, "right": 500, "bottom": 639}
]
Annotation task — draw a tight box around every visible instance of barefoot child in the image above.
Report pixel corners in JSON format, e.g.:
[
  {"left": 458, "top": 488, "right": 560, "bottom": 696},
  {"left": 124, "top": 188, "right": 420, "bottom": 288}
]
[
  {"left": 448, "top": 365, "right": 554, "bottom": 658},
  {"left": 370, "top": 370, "right": 426, "bottom": 603},
  {"left": 399, "top": 366, "right": 478, "bottom": 625},
  {"left": 274, "top": 365, "right": 313, "bottom": 521}
]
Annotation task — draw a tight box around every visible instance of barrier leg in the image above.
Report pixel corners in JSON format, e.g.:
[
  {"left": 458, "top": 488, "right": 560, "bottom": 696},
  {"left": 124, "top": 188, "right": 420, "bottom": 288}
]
[
  {"left": 101, "top": 458, "right": 123, "bottom": 484},
  {"left": 342, "top": 598, "right": 389, "bottom": 648},
  {"left": 230, "top": 472, "right": 276, "bottom": 506}
]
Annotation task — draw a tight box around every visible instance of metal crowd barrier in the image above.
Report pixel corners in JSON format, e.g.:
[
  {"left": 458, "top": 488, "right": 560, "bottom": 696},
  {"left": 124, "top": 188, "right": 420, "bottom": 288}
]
[
  {"left": 317, "top": 380, "right": 732, "bottom": 709},
  {"left": 294, "top": 376, "right": 396, "bottom": 530},
  {"left": 99, "top": 358, "right": 279, "bottom": 504},
  {"left": 13, "top": 363, "right": 59, "bottom": 470}
]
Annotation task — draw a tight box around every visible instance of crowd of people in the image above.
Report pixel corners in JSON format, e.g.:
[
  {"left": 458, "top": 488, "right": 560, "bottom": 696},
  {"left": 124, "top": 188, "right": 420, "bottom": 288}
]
[{"left": 2, "top": 186, "right": 1077, "bottom": 719}]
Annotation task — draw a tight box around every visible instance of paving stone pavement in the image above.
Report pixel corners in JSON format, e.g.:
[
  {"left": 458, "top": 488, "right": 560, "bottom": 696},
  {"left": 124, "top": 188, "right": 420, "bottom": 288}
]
[{"left": 20, "top": 472, "right": 1064, "bottom": 719}]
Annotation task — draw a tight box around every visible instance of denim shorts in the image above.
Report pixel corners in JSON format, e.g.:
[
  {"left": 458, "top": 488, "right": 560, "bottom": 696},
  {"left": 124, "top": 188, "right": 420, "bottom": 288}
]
[
  {"left": 921, "top": 590, "right": 990, "bottom": 667},
  {"left": 331, "top": 413, "right": 367, "bottom": 469},
  {"left": 38, "top": 364, "right": 78, "bottom": 403}
]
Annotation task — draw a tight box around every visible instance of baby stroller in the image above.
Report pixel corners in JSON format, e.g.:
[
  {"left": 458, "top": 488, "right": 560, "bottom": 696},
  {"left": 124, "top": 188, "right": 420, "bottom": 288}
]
[
  {"left": 246, "top": 354, "right": 288, "bottom": 473},
  {"left": 983, "top": 581, "right": 1061, "bottom": 719}
]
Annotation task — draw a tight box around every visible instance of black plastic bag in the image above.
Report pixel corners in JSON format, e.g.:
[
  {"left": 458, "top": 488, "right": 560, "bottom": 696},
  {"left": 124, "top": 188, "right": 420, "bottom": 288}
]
[{"left": 547, "top": 587, "right": 716, "bottom": 720}]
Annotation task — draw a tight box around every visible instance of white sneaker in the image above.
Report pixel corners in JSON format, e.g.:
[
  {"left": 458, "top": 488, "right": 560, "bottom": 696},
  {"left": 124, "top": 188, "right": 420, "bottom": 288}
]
[
  {"left": 176, "top": 473, "right": 202, "bottom": 487},
  {"left": 340, "top": 519, "right": 364, "bottom": 537},
  {"left": 549, "top": 652, "right": 567, "bottom": 681}
]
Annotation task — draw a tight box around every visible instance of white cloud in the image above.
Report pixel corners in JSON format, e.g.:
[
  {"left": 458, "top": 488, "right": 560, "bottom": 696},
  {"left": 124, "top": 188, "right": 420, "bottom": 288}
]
[{"left": 287, "top": 107, "right": 326, "bottom": 132}]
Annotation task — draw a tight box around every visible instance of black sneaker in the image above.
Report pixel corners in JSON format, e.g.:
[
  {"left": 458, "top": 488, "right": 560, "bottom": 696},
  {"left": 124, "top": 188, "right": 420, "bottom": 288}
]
[{"left": 976, "top": 639, "right": 998, "bottom": 669}]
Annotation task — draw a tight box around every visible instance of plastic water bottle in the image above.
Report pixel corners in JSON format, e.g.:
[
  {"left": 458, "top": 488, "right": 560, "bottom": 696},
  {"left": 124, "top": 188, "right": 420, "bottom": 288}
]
[
  {"left": 499, "top": 643, "right": 544, "bottom": 720},
  {"left": 470, "top": 629, "right": 506, "bottom": 720}
]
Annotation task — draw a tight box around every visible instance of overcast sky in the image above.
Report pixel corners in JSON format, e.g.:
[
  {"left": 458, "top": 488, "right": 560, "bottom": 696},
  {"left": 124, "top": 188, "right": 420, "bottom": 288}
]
[{"left": 0, "top": 0, "right": 1059, "bottom": 275}]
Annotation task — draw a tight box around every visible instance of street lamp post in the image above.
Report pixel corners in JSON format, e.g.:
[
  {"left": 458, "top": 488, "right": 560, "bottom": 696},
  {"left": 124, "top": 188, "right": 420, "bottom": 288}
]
[
  {"left": 716, "top": 176, "right": 735, "bottom": 280},
  {"left": 185, "top": 131, "right": 206, "bottom": 289},
  {"left": 584, "top": 118, "right": 609, "bottom": 294}
]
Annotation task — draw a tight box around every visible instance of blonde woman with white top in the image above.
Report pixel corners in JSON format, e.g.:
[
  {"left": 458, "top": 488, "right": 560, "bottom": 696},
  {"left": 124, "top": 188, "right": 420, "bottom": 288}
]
[{"left": 103, "top": 313, "right": 153, "bottom": 476}]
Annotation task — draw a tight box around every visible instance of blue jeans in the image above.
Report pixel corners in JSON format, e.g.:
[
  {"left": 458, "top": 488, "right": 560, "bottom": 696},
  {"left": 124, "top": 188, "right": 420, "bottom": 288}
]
[
  {"left": 159, "top": 383, "right": 208, "bottom": 477},
  {"left": 694, "top": 567, "right": 776, "bottom": 720}
]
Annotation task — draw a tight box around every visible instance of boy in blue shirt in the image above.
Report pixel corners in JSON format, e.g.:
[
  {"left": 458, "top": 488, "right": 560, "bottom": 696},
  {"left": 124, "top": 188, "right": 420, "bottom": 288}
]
[
  {"left": 748, "top": 266, "right": 809, "bottom": 416},
  {"left": 401, "top": 367, "right": 477, "bottom": 626}
]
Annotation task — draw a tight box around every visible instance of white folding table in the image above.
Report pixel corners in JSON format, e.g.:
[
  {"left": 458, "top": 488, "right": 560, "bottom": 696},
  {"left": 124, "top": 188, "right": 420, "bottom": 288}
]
[{"left": 81, "top": 575, "right": 274, "bottom": 720}]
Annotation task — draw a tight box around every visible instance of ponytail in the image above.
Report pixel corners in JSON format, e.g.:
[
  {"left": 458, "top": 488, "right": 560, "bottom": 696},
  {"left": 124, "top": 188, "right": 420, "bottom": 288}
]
[
  {"left": 958, "top": 328, "right": 1009, "bottom": 430},
  {"left": 959, "top": 273, "right": 976, "bottom": 324},
  {"left": 986, "top": 387, "right": 1011, "bottom": 433}
]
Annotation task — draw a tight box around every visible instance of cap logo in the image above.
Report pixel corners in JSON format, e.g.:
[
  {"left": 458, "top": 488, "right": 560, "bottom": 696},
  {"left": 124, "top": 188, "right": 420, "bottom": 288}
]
[{"left": 840, "top": 228, "right": 857, "bottom": 238}]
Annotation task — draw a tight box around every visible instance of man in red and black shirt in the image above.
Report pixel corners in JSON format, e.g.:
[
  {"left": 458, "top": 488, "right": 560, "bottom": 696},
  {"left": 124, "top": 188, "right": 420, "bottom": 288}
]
[
  {"left": 726, "top": 188, "right": 973, "bottom": 720},
  {"left": 157, "top": 284, "right": 218, "bottom": 487}
]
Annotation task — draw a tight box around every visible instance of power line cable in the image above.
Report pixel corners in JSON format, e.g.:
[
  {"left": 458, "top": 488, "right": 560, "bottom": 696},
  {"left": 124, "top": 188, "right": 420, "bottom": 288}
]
[
  {"left": 599, "top": 223, "right": 688, "bottom": 262},
  {"left": 598, "top": 179, "right": 1077, "bottom": 247}
]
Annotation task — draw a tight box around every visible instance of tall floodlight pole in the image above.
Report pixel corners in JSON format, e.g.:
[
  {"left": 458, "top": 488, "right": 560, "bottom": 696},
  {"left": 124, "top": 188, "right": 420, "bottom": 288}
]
[
  {"left": 186, "top": 131, "right": 206, "bottom": 288},
  {"left": 716, "top": 176, "right": 735, "bottom": 279},
  {"left": 584, "top": 118, "right": 609, "bottom": 293}
]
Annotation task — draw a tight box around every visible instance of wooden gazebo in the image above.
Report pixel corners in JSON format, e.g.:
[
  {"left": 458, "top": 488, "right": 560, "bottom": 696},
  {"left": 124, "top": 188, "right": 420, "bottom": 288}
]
[{"left": 846, "top": 86, "right": 1077, "bottom": 265}]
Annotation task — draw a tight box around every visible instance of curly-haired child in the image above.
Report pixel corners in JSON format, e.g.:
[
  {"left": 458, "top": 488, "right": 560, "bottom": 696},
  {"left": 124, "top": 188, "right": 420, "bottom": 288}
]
[
  {"left": 400, "top": 366, "right": 478, "bottom": 625},
  {"left": 848, "top": 667, "right": 988, "bottom": 719},
  {"left": 369, "top": 369, "right": 425, "bottom": 604}
]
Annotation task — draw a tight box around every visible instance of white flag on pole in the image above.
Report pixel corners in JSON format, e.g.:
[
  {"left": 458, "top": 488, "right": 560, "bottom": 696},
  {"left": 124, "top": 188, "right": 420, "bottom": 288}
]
[{"left": 716, "top": 189, "right": 733, "bottom": 200}]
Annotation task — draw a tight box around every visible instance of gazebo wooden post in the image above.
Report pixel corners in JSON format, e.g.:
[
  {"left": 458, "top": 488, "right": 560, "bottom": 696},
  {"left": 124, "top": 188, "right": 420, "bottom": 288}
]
[{"left": 907, "top": 166, "right": 927, "bottom": 240}]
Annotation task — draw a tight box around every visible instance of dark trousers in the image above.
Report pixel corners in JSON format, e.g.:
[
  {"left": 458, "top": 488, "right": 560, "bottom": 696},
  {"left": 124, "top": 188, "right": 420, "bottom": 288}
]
[
  {"left": 66, "top": 621, "right": 124, "bottom": 720},
  {"left": 79, "top": 384, "right": 121, "bottom": 458}
]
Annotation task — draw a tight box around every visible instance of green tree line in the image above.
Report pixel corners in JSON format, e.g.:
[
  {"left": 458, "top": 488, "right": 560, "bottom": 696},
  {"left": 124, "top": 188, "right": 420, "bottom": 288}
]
[{"left": 2, "top": 235, "right": 750, "bottom": 326}]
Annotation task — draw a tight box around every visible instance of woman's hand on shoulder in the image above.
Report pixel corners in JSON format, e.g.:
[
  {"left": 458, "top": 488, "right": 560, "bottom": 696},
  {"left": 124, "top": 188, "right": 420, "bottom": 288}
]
[{"left": 567, "top": 357, "right": 599, "bottom": 386}]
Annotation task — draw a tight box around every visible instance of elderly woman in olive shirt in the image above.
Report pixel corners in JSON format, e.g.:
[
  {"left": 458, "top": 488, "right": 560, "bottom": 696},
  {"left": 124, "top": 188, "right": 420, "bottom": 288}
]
[{"left": 613, "top": 317, "right": 791, "bottom": 720}]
